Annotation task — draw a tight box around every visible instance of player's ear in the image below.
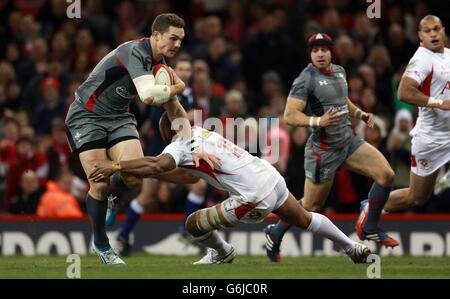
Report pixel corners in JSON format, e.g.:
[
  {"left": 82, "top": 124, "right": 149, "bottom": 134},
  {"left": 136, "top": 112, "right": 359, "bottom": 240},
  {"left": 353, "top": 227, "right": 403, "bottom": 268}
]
[{"left": 152, "top": 31, "right": 161, "bottom": 41}]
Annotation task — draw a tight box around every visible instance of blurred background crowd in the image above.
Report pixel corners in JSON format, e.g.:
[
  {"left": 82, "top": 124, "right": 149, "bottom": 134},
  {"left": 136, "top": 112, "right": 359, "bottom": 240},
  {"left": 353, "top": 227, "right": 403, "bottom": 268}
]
[{"left": 1, "top": 0, "right": 450, "bottom": 217}]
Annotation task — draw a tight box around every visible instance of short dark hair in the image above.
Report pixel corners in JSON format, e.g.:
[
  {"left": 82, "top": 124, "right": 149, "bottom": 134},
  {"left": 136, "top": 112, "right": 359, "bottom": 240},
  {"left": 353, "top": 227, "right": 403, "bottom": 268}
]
[
  {"left": 151, "top": 13, "right": 185, "bottom": 34},
  {"left": 419, "top": 15, "right": 443, "bottom": 31}
]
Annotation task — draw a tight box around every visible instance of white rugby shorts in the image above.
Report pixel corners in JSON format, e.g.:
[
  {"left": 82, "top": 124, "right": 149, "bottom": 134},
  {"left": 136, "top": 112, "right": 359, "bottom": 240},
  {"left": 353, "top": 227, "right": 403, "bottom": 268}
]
[
  {"left": 219, "top": 175, "right": 289, "bottom": 224},
  {"left": 411, "top": 137, "right": 450, "bottom": 176}
]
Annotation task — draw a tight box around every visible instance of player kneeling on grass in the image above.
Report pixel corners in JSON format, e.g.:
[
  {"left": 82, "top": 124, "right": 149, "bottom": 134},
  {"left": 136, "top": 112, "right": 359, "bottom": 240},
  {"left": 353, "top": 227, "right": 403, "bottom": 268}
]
[{"left": 89, "top": 113, "right": 371, "bottom": 264}]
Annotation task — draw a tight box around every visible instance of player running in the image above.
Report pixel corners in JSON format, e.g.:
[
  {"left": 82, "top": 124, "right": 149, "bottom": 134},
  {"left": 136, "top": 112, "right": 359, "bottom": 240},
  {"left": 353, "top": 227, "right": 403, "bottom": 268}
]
[
  {"left": 358, "top": 15, "right": 450, "bottom": 233},
  {"left": 89, "top": 113, "right": 372, "bottom": 265},
  {"left": 65, "top": 14, "right": 214, "bottom": 264},
  {"left": 263, "top": 33, "right": 398, "bottom": 262}
]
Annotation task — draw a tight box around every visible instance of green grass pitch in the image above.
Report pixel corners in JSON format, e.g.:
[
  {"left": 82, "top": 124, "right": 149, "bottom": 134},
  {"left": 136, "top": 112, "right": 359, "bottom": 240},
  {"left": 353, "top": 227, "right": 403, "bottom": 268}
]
[{"left": 1, "top": 254, "right": 450, "bottom": 279}]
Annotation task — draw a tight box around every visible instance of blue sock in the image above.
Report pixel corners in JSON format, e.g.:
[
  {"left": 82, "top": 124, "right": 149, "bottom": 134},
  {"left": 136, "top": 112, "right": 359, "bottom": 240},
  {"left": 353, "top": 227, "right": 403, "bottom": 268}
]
[
  {"left": 364, "top": 183, "right": 391, "bottom": 231},
  {"left": 181, "top": 192, "right": 204, "bottom": 232},
  {"left": 111, "top": 172, "right": 131, "bottom": 192},
  {"left": 185, "top": 199, "right": 203, "bottom": 219},
  {"left": 119, "top": 199, "right": 143, "bottom": 240},
  {"left": 86, "top": 193, "right": 110, "bottom": 249},
  {"left": 270, "top": 220, "right": 292, "bottom": 242}
]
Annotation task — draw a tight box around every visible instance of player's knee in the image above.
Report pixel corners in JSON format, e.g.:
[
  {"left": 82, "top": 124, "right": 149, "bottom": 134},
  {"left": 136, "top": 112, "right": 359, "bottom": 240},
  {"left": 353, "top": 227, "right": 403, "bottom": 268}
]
[
  {"left": 377, "top": 168, "right": 395, "bottom": 187},
  {"left": 89, "top": 181, "right": 110, "bottom": 199},
  {"left": 185, "top": 212, "right": 202, "bottom": 237},
  {"left": 187, "top": 206, "right": 235, "bottom": 237},
  {"left": 121, "top": 174, "right": 142, "bottom": 190},
  {"left": 412, "top": 192, "right": 432, "bottom": 206}
]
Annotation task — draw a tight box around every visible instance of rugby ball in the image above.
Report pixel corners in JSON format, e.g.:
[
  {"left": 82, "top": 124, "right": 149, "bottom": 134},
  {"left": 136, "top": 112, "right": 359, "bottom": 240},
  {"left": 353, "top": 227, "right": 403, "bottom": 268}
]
[{"left": 152, "top": 64, "right": 174, "bottom": 85}]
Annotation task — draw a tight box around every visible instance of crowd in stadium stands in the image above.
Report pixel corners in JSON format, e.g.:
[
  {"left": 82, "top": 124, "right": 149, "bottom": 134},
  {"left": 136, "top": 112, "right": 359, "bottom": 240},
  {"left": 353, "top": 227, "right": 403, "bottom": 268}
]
[{"left": 1, "top": 0, "right": 450, "bottom": 216}]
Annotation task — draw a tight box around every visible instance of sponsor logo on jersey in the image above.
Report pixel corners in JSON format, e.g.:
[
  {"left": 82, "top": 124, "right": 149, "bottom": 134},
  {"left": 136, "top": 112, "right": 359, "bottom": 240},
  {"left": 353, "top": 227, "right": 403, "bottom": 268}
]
[
  {"left": 318, "top": 80, "right": 328, "bottom": 86},
  {"left": 115, "top": 86, "right": 135, "bottom": 99},
  {"left": 200, "top": 131, "right": 210, "bottom": 138}
]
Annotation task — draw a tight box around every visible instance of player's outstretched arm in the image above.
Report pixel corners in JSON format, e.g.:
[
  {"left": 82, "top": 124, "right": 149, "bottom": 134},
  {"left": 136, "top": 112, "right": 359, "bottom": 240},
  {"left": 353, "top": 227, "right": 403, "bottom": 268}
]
[
  {"left": 89, "top": 154, "right": 176, "bottom": 182},
  {"left": 152, "top": 168, "right": 200, "bottom": 184}
]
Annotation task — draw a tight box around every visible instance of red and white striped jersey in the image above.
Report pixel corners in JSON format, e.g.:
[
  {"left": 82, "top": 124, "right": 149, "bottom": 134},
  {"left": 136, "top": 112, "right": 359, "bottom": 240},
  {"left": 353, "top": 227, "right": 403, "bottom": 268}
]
[{"left": 403, "top": 46, "right": 450, "bottom": 143}]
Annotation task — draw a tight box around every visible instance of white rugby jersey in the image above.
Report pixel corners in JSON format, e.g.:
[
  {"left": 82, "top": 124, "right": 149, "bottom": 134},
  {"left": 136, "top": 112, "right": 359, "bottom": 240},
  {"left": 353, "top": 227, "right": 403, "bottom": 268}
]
[
  {"left": 162, "top": 126, "right": 280, "bottom": 202},
  {"left": 403, "top": 46, "right": 450, "bottom": 143}
]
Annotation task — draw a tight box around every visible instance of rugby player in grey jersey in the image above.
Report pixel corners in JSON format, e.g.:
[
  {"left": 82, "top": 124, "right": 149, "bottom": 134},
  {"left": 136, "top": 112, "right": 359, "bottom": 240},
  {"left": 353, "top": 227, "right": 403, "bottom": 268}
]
[
  {"left": 65, "top": 13, "right": 216, "bottom": 264},
  {"left": 264, "top": 33, "right": 398, "bottom": 262}
]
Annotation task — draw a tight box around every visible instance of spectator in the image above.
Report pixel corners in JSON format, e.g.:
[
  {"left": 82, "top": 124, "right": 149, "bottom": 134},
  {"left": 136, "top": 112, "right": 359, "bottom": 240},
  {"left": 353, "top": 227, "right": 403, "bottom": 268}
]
[
  {"left": 285, "top": 127, "right": 308, "bottom": 199},
  {"left": 367, "top": 45, "right": 395, "bottom": 117},
  {"left": 4, "top": 135, "right": 48, "bottom": 210},
  {"left": 321, "top": 8, "right": 344, "bottom": 39},
  {"left": 224, "top": 0, "right": 246, "bottom": 48},
  {"left": 0, "top": 117, "right": 20, "bottom": 164},
  {"left": 32, "top": 76, "right": 66, "bottom": 134},
  {"left": 334, "top": 34, "right": 358, "bottom": 71},
  {"left": 205, "top": 36, "right": 241, "bottom": 89},
  {"left": 16, "top": 37, "right": 48, "bottom": 88},
  {"left": 387, "top": 109, "right": 413, "bottom": 189},
  {"left": 37, "top": 169, "right": 83, "bottom": 218},
  {"left": 191, "top": 71, "right": 224, "bottom": 119},
  {"left": 242, "top": 8, "right": 301, "bottom": 92},
  {"left": 221, "top": 89, "right": 247, "bottom": 143},
  {"left": 386, "top": 23, "right": 416, "bottom": 71},
  {"left": 50, "top": 31, "right": 70, "bottom": 64},
  {"left": 9, "top": 170, "right": 44, "bottom": 214},
  {"left": 46, "top": 118, "right": 71, "bottom": 180}
]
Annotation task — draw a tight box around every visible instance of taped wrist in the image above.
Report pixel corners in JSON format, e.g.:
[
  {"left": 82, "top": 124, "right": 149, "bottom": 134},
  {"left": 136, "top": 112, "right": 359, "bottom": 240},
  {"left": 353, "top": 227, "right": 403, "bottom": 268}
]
[
  {"left": 355, "top": 108, "right": 363, "bottom": 119},
  {"left": 427, "top": 96, "right": 443, "bottom": 108},
  {"left": 133, "top": 75, "right": 171, "bottom": 105}
]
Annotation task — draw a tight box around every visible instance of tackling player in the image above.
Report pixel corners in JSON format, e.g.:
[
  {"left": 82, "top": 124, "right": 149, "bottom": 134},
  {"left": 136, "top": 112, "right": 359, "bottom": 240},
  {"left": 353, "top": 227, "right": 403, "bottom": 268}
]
[{"left": 89, "top": 113, "right": 372, "bottom": 265}]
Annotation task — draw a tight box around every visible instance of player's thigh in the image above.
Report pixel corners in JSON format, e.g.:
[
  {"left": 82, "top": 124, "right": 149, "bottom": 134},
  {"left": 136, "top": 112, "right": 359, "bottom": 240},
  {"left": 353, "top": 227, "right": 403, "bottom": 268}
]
[
  {"left": 79, "top": 148, "right": 109, "bottom": 177},
  {"left": 303, "top": 178, "right": 334, "bottom": 212},
  {"left": 344, "top": 142, "right": 394, "bottom": 186},
  {"left": 409, "top": 170, "right": 440, "bottom": 204},
  {"left": 274, "top": 192, "right": 311, "bottom": 229},
  {"left": 220, "top": 177, "right": 289, "bottom": 225},
  {"left": 107, "top": 138, "right": 144, "bottom": 188},
  {"left": 107, "top": 138, "right": 144, "bottom": 161}
]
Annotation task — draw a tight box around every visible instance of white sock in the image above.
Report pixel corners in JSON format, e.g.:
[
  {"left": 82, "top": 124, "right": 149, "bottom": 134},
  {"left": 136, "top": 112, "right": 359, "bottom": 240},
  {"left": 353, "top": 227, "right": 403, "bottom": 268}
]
[
  {"left": 194, "top": 231, "right": 231, "bottom": 255},
  {"left": 130, "top": 198, "right": 145, "bottom": 214},
  {"left": 307, "top": 212, "right": 354, "bottom": 252}
]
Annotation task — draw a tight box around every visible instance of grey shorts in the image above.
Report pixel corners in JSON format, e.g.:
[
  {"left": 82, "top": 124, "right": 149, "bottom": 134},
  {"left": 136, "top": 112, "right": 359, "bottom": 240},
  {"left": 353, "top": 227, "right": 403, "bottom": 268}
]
[
  {"left": 304, "top": 135, "right": 365, "bottom": 184},
  {"left": 65, "top": 102, "right": 139, "bottom": 153}
]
